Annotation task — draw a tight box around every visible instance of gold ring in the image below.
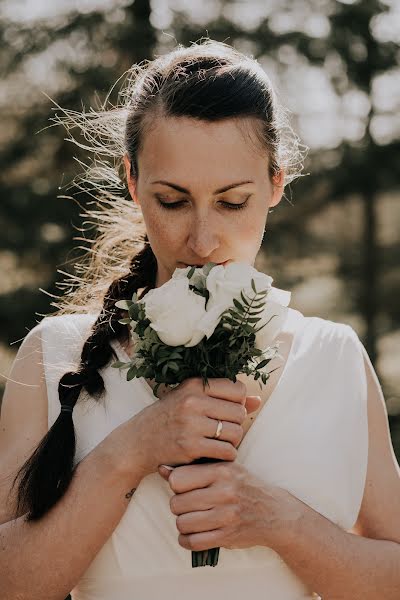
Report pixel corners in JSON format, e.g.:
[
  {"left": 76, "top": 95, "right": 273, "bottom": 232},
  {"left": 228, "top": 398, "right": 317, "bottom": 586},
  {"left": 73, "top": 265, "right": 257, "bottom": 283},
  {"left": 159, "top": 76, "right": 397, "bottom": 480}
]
[{"left": 214, "top": 420, "right": 223, "bottom": 439}]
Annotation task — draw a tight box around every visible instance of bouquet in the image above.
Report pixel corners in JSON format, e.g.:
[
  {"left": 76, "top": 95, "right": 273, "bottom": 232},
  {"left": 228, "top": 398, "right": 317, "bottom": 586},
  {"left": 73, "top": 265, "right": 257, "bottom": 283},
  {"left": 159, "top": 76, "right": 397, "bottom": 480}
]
[{"left": 111, "top": 261, "right": 291, "bottom": 567}]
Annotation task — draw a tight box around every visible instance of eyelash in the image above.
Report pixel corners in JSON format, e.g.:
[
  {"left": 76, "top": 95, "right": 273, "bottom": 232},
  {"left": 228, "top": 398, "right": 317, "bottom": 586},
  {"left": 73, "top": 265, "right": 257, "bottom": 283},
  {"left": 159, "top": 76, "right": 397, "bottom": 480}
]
[{"left": 156, "top": 196, "right": 250, "bottom": 211}]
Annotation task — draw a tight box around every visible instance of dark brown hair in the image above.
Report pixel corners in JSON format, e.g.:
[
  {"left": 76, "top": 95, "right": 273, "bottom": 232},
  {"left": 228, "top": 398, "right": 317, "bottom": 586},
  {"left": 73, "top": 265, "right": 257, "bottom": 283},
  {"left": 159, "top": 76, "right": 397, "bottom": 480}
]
[{"left": 12, "top": 37, "right": 307, "bottom": 521}]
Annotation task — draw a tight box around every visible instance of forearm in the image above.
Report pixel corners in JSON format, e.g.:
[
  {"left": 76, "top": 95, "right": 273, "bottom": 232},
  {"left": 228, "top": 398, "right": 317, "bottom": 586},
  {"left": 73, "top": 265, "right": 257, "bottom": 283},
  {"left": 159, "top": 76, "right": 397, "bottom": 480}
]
[
  {"left": 0, "top": 432, "right": 146, "bottom": 600},
  {"left": 270, "top": 495, "right": 400, "bottom": 600}
]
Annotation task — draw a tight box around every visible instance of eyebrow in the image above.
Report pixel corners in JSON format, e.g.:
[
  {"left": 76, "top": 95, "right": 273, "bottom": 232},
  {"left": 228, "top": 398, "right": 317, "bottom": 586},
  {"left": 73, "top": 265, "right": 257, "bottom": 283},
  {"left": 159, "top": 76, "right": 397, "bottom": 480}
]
[{"left": 150, "top": 180, "right": 254, "bottom": 195}]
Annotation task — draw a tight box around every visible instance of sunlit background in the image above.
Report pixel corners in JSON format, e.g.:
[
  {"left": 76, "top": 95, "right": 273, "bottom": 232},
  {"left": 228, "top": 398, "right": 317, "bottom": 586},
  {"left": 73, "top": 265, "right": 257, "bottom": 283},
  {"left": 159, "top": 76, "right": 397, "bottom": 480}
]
[{"left": 1, "top": 0, "right": 399, "bottom": 460}]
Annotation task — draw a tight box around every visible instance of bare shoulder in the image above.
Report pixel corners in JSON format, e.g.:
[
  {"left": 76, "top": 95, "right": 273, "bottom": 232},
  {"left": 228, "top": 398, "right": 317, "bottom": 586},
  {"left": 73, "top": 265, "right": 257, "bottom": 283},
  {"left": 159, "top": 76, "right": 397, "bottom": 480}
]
[
  {"left": 0, "top": 320, "right": 48, "bottom": 523},
  {"left": 348, "top": 333, "right": 400, "bottom": 543}
]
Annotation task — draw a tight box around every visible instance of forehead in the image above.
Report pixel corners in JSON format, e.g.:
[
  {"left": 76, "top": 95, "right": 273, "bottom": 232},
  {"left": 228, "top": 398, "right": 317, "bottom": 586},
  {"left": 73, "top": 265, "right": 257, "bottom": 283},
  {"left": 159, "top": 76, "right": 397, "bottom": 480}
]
[{"left": 137, "top": 116, "right": 269, "bottom": 188}]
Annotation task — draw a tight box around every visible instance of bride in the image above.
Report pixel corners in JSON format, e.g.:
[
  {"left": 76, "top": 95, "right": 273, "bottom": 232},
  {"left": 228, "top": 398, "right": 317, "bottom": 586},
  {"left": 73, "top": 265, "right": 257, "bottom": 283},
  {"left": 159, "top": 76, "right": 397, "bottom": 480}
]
[{"left": 1, "top": 38, "right": 399, "bottom": 600}]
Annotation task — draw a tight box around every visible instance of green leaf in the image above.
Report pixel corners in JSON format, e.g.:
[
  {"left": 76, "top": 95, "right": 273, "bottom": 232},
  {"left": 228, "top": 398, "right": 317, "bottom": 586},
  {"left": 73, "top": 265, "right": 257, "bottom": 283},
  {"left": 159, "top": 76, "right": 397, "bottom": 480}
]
[
  {"left": 168, "top": 361, "right": 180, "bottom": 372},
  {"left": 111, "top": 360, "right": 130, "bottom": 368},
  {"left": 249, "top": 301, "right": 267, "bottom": 310},
  {"left": 251, "top": 278, "right": 257, "bottom": 294},
  {"left": 252, "top": 348, "right": 264, "bottom": 356},
  {"left": 162, "top": 363, "right": 169, "bottom": 377},
  {"left": 127, "top": 366, "right": 138, "bottom": 381},
  {"left": 115, "top": 299, "right": 132, "bottom": 310},
  {"left": 233, "top": 298, "right": 245, "bottom": 312},
  {"left": 246, "top": 317, "right": 262, "bottom": 323},
  {"left": 248, "top": 307, "right": 265, "bottom": 315},
  {"left": 118, "top": 318, "right": 131, "bottom": 325},
  {"left": 254, "top": 371, "right": 261, "bottom": 380},
  {"left": 240, "top": 291, "right": 251, "bottom": 306},
  {"left": 128, "top": 304, "right": 138, "bottom": 319},
  {"left": 168, "top": 352, "right": 183, "bottom": 361},
  {"left": 256, "top": 359, "right": 270, "bottom": 370},
  {"left": 187, "top": 266, "right": 196, "bottom": 279}
]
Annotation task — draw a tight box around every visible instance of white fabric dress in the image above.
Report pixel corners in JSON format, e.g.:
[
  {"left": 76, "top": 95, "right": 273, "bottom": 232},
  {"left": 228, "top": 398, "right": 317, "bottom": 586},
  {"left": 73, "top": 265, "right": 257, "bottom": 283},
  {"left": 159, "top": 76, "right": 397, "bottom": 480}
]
[{"left": 35, "top": 307, "right": 369, "bottom": 600}]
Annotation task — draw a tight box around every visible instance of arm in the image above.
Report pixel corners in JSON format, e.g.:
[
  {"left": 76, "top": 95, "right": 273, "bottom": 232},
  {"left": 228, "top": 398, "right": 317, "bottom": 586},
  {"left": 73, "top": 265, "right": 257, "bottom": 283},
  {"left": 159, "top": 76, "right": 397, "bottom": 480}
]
[
  {"left": 0, "top": 323, "right": 149, "bottom": 600},
  {"left": 1, "top": 438, "right": 145, "bottom": 600},
  {"left": 269, "top": 339, "right": 400, "bottom": 600}
]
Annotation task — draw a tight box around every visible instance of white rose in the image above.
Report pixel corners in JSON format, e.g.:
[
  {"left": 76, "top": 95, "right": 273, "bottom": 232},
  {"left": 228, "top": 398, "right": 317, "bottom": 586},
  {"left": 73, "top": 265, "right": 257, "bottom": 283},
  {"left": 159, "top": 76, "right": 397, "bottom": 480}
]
[
  {"left": 140, "top": 277, "right": 206, "bottom": 346},
  {"left": 184, "top": 302, "right": 228, "bottom": 347},
  {"left": 205, "top": 261, "right": 292, "bottom": 350},
  {"left": 172, "top": 265, "right": 207, "bottom": 289},
  {"left": 206, "top": 262, "right": 274, "bottom": 313}
]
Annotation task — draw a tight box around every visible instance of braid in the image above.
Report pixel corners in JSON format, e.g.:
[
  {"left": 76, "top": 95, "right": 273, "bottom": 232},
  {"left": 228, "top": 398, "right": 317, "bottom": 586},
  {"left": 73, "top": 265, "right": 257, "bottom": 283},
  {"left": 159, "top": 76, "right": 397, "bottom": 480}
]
[{"left": 12, "top": 239, "right": 157, "bottom": 521}]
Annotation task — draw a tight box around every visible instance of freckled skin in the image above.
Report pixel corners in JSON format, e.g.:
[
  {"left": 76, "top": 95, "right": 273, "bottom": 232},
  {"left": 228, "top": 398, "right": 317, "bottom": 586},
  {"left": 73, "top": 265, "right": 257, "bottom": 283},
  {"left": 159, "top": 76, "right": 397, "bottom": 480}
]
[{"left": 123, "top": 115, "right": 284, "bottom": 287}]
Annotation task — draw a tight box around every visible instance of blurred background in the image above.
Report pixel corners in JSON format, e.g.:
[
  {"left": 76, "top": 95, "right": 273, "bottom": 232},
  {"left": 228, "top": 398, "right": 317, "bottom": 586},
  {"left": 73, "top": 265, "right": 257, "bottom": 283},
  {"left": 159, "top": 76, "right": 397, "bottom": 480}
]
[{"left": 0, "top": 0, "right": 399, "bottom": 467}]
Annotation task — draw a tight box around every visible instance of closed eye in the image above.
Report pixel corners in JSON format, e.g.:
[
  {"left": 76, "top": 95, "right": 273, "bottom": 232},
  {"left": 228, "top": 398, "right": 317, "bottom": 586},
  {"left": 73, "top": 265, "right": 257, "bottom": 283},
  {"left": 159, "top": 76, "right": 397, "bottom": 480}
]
[{"left": 155, "top": 195, "right": 251, "bottom": 211}]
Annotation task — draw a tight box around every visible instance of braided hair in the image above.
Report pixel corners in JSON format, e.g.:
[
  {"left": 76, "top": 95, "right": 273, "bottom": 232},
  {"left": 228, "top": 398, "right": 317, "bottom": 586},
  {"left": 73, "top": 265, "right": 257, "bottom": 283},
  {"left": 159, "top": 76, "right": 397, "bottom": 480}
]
[
  {"left": 12, "top": 241, "right": 157, "bottom": 521},
  {"left": 11, "top": 37, "right": 306, "bottom": 522}
]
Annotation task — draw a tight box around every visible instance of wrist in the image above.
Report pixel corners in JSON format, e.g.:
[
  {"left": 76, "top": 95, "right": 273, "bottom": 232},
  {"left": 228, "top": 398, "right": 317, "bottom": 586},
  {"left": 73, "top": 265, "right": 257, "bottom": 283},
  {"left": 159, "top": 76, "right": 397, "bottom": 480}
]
[
  {"left": 101, "top": 409, "right": 153, "bottom": 483},
  {"left": 260, "top": 486, "right": 307, "bottom": 553}
]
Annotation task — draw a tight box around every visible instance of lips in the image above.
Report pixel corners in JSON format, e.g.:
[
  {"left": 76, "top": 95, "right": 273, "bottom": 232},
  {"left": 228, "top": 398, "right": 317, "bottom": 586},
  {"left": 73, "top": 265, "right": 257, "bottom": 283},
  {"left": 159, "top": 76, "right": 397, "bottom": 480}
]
[{"left": 182, "top": 260, "right": 230, "bottom": 267}]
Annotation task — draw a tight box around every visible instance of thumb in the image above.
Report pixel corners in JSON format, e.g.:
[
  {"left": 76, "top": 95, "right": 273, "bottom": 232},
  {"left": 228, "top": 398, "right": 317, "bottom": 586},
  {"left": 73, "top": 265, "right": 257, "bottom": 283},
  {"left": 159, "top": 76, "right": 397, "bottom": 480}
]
[
  {"left": 158, "top": 464, "right": 175, "bottom": 480},
  {"left": 245, "top": 395, "right": 262, "bottom": 414}
]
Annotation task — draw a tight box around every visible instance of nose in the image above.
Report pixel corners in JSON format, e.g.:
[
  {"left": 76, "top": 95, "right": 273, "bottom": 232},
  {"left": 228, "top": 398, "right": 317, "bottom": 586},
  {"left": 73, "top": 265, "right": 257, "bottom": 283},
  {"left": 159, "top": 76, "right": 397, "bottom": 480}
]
[{"left": 186, "top": 213, "right": 220, "bottom": 258}]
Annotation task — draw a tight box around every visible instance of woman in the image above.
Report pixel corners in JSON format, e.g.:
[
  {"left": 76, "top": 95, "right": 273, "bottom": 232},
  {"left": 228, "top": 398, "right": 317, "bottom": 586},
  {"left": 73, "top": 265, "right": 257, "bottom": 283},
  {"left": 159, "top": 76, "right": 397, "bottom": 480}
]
[{"left": 1, "top": 39, "right": 399, "bottom": 600}]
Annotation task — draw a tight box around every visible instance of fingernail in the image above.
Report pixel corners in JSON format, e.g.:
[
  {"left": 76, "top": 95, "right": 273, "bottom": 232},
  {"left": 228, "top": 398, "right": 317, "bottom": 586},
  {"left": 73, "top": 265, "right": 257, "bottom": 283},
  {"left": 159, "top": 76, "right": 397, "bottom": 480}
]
[{"left": 160, "top": 464, "right": 174, "bottom": 471}]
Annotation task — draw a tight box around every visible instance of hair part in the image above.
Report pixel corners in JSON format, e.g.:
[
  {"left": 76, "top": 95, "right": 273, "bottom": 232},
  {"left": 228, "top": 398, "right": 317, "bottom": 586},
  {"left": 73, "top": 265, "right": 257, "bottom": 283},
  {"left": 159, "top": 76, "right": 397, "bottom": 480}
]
[{"left": 12, "top": 37, "right": 308, "bottom": 521}]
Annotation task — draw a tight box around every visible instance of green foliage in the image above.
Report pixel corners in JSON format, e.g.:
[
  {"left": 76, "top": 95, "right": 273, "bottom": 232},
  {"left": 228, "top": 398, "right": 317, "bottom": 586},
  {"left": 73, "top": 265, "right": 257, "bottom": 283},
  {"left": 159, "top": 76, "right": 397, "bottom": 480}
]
[{"left": 111, "top": 277, "right": 278, "bottom": 397}]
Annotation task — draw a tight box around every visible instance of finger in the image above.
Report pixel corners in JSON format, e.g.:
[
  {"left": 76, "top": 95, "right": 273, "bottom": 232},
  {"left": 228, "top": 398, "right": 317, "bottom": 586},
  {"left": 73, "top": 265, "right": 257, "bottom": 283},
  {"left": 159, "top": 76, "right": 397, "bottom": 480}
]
[
  {"left": 203, "top": 416, "right": 242, "bottom": 447},
  {"left": 202, "top": 397, "right": 247, "bottom": 424},
  {"left": 201, "top": 377, "right": 247, "bottom": 404},
  {"left": 245, "top": 395, "right": 262, "bottom": 414},
  {"left": 202, "top": 395, "right": 260, "bottom": 424},
  {"left": 158, "top": 464, "right": 175, "bottom": 480},
  {"left": 167, "top": 462, "right": 225, "bottom": 494},
  {"left": 199, "top": 437, "right": 237, "bottom": 462},
  {"left": 170, "top": 486, "right": 224, "bottom": 515},
  {"left": 176, "top": 508, "right": 225, "bottom": 534},
  {"left": 178, "top": 529, "right": 222, "bottom": 552}
]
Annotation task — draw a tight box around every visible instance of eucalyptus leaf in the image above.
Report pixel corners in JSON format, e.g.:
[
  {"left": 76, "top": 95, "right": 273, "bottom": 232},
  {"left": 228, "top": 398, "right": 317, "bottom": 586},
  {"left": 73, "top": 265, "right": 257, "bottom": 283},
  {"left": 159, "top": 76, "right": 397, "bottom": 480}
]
[
  {"left": 256, "top": 358, "right": 270, "bottom": 370},
  {"left": 127, "top": 366, "right": 138, "bottom": 381},
  {"left": 162, "top": 363, "right": 169, "bottom": 377},
  {"left": 115, "top": 299, "right": 132, "bottom": 310},
  {"left": 111, "top": 360, "right": 130, "bottom": 368},
  {"left": 118, "top": 318, "right": 131, "bottom": 325}
]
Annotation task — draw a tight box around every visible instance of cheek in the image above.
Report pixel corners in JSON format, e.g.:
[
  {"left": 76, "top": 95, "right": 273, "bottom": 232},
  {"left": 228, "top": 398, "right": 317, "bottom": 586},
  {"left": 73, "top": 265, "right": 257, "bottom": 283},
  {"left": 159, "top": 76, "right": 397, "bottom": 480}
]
[
  {"left": 237, "top": 211, "right": 265, "bottom": 244},
  {"left": 141, "top": 207, "right": 183, "bottom": 252}
]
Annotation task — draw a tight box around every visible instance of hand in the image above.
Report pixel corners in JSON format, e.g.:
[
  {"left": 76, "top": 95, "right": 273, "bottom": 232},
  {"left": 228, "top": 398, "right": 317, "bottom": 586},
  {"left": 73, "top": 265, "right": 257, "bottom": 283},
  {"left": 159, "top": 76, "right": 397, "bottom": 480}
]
[
  {"left": 127, "top": 377, "right": 261, "bottom": 476},
  {"left": 158, "top": 460, "right": 295, "bottom": 552}
]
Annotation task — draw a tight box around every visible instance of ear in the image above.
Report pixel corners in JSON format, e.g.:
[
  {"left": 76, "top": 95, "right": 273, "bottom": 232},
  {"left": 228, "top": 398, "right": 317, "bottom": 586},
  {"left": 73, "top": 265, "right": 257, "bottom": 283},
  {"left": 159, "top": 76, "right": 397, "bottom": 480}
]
[
  {"left": 123, "top": 153, "right": 140, "bottom": 208},
  {"left": 269, "top": 168, "right": 285, "bottom": 209}
]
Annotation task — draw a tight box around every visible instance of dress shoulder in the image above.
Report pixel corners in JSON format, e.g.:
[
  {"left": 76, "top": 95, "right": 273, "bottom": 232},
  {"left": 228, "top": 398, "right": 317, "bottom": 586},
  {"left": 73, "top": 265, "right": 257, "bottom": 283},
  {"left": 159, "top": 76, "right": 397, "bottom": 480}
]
[{"left": 36, "top": 313, "right": 99, "bottom": 384}]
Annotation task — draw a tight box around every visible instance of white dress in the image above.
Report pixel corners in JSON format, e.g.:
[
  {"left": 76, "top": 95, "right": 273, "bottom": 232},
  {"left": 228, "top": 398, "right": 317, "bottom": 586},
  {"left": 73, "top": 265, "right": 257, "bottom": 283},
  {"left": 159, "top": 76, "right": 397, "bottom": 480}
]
[{"left": 35, "top": 307, "right": 368, "bottom": 600}]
